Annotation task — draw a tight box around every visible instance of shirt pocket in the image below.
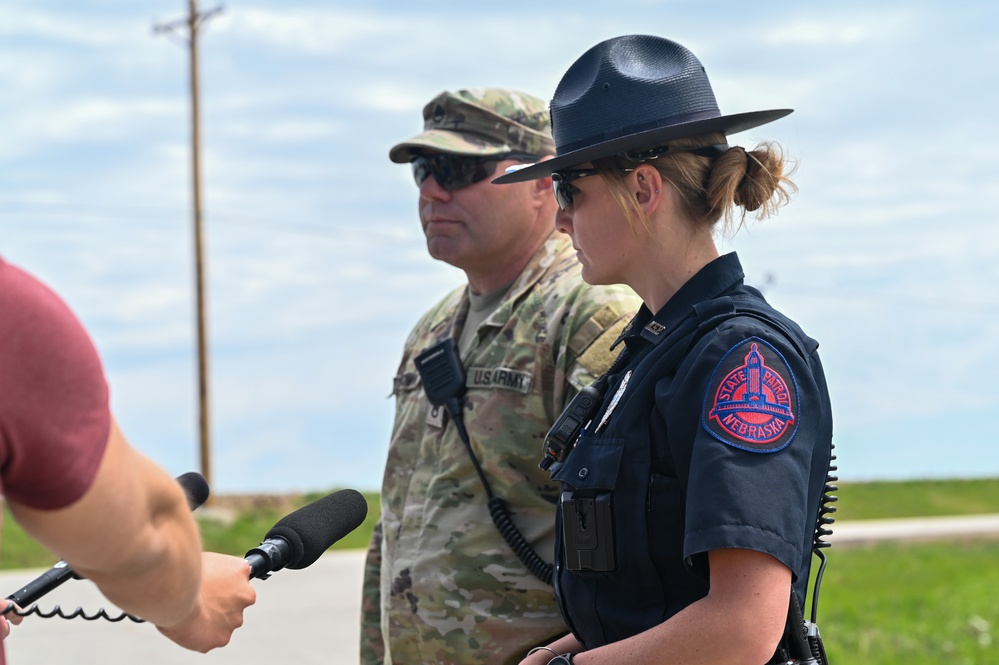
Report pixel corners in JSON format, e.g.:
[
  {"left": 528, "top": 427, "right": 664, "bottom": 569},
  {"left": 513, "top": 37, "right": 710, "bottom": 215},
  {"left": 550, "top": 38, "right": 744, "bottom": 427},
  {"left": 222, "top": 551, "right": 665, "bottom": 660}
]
[{"left": 553, "top": 435, "right": 625, "bottom": 491}]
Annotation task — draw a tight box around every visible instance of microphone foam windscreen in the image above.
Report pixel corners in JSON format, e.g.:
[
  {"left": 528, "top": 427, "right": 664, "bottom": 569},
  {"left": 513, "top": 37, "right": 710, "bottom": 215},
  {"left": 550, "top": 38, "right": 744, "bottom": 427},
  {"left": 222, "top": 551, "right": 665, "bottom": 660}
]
[
  {"left": 176, "top": 472, "right": 210, "bottom": 510},
  {"left": 268, "top": 489, "right": 368, "bottom": 570}
]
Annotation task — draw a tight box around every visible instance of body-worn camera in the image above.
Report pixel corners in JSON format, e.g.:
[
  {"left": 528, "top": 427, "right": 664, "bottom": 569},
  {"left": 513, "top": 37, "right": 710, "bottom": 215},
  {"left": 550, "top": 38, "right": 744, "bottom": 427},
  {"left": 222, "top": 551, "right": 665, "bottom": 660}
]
[{"left": 540, "top": 385, "right": 603, "bottom": 470}]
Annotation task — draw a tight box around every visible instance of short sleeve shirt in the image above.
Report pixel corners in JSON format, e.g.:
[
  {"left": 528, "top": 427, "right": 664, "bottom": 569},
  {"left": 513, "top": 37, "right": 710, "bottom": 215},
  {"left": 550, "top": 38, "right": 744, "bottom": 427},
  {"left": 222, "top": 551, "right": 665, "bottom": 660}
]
[
  {"left": 0, "top": 258, "right": 110, "bottom": 509},
  {"left": 552, "top": 253, "right": 833, "bottom": 648}
]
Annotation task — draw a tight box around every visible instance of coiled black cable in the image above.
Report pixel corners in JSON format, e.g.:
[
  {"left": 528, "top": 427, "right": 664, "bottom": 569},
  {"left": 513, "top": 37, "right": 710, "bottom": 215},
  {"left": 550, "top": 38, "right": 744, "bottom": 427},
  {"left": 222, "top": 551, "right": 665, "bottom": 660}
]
[
  {"left": 488, "top": 496, "right": 553, "bottom": 585},
  {"left": 448, "top": 401, "right": 554, "bottom": 585},
  {"left": 2, "top": 600, "right": 143, "bottom": 623},
  {"left": 802, "top": 442, "right": 837, "bottom": 665},
  {"left": 413, "top": 338, "right": 558, "bottom": 586},
  {"left": 811, "top": 443, "right": 838, "bottom": 622}
]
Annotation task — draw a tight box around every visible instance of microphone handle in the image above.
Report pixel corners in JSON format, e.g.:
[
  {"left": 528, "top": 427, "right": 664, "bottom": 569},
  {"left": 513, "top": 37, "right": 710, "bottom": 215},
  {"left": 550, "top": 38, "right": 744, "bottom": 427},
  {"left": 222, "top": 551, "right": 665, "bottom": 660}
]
[
  {"left": 6, "top": 561, "right": 76, "bottom": 607},
  {"left": 4, "top": 471, "right": 209, "bottom": 609},
  {"left": 244, "top": 538, "right": 293, "bottom": 579}
]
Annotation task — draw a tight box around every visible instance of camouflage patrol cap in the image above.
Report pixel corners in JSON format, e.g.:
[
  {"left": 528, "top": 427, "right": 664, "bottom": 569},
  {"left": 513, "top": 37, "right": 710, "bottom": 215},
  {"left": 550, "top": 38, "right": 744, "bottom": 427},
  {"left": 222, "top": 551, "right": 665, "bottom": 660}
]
[{"left": 388, "top": 88, "right": 556, "bottom": 163}]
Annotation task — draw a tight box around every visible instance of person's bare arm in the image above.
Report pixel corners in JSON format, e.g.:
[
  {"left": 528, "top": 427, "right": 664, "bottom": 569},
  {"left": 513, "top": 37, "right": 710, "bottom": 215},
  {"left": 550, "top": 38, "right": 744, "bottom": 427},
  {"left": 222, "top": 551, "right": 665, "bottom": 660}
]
[
  {"left": 563, "top": 549, "right": 790, "bottom": 665},
  {"left": 8, "top": 419, "right": 256, "bottom": 651}
]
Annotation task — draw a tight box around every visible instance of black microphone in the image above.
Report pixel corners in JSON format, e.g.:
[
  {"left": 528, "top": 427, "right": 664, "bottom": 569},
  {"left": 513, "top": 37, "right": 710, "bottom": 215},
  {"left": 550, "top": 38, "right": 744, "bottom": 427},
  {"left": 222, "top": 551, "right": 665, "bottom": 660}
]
[
  {"left": 244, "top": 489, "right": 368, "bottom": 579},
  {"left": 5, "top": 472, "right": 210, "bottom": 608},
  {"left": 176, "top": 471, "right": 210, "bottom": 512}
]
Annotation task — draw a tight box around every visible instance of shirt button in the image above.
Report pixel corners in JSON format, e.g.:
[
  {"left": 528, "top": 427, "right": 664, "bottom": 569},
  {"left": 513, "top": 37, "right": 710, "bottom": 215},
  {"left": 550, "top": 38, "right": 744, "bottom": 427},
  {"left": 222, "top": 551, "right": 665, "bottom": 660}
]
[{"left": 578, "top": 468, "right": 589, "bottom": 479}]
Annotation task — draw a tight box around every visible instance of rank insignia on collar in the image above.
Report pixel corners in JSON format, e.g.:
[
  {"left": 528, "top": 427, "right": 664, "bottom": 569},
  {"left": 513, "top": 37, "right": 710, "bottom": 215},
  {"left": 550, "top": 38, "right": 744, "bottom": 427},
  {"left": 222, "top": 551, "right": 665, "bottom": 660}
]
[
  {"left": 702, "top": 337, "right": 798, "bottom": 453},
  {"left": 645, "top": 321, "right": 666, "bottom": 335}
]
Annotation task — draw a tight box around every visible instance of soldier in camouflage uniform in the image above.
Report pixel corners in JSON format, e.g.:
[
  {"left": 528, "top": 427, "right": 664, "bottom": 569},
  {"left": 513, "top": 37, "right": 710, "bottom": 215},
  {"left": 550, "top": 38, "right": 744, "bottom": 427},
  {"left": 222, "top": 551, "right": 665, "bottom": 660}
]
[{"left": 360, "top": 88, "right": 640, "bottom": 665}]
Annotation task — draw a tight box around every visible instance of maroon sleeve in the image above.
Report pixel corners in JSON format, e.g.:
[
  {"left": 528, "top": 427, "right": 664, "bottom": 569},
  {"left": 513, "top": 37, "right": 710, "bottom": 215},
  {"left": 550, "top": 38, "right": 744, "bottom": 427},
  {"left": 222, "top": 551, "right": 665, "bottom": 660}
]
[{"left": 0, "top": 259, "right": 111, "bottom": 510}]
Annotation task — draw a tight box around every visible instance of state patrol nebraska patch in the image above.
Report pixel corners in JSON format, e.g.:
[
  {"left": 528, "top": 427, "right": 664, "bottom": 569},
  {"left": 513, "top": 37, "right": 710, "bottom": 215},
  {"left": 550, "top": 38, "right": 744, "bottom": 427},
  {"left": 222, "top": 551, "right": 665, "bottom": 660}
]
[{"left": 702, "top": 337, "right": 799, "bottom": 453}]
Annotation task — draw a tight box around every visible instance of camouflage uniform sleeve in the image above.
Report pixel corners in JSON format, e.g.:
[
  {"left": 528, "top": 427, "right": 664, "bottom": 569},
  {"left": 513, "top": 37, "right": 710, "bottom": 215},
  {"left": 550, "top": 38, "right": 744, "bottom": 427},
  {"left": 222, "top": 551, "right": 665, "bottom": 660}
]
[{"left": 359, "top": 521, "right": 385, "bottom": 665}]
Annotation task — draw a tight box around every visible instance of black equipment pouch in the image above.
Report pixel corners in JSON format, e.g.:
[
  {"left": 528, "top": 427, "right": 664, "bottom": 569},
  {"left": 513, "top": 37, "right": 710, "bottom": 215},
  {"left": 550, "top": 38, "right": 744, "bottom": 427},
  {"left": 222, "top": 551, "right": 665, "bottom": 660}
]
[{"left": 560, "top": 490, "right": 616, "bottom": 572}]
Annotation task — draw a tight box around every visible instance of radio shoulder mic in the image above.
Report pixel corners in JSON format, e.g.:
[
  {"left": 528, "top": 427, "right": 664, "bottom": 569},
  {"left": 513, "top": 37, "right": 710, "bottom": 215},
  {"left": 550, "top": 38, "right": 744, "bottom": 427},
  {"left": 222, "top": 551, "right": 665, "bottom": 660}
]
[
  {"left": 6, "top": 471, "right": 210, "bottom": 608},
  {"left": 244, "top": 488, "right": 368, "bottom": 579}
]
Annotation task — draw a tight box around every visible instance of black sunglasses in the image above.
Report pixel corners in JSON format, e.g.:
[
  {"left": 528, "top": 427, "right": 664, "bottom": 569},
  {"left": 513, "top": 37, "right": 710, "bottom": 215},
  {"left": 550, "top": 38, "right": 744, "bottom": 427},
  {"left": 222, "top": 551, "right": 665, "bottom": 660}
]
[
  {"left": 412, "top": 153, "right": 536, "bottom": 191},
  {"left": 551, "top": 144, "right": 730, "bottom": 210},
  {"left": 551, "top": 168, "right": 632, "bottom": 211}
]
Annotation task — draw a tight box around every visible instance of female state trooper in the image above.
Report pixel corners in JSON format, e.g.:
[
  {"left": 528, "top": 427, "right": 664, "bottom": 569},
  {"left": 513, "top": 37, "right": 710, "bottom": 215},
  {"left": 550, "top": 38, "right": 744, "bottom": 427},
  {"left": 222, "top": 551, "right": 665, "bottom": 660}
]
[{"left": 496, "top": 35, "right": 834, "bottom": 665}]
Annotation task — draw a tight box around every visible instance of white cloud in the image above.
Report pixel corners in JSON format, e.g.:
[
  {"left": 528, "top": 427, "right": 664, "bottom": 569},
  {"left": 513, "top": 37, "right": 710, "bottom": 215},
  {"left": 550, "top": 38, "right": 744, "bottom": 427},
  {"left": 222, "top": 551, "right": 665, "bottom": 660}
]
[{"left": 4, "top": 0, "right": 999, "bottom": 490}]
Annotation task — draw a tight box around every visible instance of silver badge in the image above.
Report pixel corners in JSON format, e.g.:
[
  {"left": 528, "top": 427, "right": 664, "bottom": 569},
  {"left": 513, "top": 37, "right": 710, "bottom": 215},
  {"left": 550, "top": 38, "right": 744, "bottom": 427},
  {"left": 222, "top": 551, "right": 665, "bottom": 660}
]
[{"left": 595, "top": 370, "right": 632, "bottom": 433}]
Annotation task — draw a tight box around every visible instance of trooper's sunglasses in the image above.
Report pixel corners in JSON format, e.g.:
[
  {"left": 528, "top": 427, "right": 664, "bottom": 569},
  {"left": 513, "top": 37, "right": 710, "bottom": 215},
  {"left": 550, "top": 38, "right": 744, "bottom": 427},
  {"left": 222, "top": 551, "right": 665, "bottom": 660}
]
[
  {"left": 550, "top": 144, "right": 729, "bottom": 210},
  {"left": 412, "top": 153, "right": 536, "bottom": 191},
  {"left": 551, "top": 168, "right": 633, "bottom": 211}
]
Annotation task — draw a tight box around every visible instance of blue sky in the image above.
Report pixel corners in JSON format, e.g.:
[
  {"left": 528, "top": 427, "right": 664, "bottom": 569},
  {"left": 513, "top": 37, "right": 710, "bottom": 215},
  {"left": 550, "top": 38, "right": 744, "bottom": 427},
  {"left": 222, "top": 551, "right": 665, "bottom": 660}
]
[{"left": 2, "top": 1, "right": 998, "bottom": 493}]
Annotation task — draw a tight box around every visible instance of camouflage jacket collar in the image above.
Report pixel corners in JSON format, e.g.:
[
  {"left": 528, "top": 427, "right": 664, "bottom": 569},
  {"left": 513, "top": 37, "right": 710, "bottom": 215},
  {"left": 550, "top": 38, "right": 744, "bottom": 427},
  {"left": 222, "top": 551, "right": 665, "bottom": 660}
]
[{"left": 424, "top": 231, "right": 571, "bottom": 338}]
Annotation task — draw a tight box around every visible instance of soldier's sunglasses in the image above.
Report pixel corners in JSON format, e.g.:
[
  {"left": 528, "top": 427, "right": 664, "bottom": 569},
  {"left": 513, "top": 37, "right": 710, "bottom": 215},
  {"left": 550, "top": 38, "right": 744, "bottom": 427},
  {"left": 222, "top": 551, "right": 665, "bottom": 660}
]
[{"left": 412, "top": 153, "right": 537, "bottom": 191}]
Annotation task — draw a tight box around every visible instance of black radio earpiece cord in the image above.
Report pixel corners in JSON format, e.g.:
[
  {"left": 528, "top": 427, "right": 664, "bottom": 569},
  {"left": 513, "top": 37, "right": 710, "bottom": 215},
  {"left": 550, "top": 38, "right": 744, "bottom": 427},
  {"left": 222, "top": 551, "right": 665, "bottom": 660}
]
[
  {"left": 771, "top": 442, "right": 837, "bottom": 665},
  {"left": 807, "top": 441, "right": 837, "bottom": 664},
  {"left": 414, "top": 339, "right": 555, "bottom": 585},
  {"left": 447, "top": 399, "right": 555, "bottom": 585}
]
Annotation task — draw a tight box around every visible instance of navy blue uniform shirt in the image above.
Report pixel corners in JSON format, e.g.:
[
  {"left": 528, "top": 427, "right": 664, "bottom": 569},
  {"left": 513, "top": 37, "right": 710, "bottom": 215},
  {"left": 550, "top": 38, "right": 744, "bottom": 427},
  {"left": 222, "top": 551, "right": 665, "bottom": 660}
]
[{"left": 551, "top": 252, "right": 834, "bottom": 648}]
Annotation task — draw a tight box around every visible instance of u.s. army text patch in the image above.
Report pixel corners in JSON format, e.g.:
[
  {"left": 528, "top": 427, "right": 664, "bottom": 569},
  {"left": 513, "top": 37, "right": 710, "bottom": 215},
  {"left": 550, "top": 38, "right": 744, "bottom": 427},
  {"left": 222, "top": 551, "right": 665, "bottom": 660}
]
[{"left": 467, "top": 366, "right": 533, "bottom": 394}]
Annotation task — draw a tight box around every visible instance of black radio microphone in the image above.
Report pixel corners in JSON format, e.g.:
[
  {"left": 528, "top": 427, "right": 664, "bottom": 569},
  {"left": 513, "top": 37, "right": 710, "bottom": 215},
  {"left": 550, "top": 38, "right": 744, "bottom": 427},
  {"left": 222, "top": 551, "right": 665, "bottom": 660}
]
[
  {"left": 244, "top": 489, "right": 368, "bottom": 579},
  {"left": 5, "top": 472, "right": 210, "bottom": 608}
]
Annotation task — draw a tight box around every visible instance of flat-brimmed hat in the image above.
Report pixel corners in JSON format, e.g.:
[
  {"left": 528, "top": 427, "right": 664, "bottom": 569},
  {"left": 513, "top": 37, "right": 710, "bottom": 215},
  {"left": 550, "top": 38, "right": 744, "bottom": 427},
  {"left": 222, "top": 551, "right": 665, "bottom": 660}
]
[
  {"left": 388, "top": 88, "right": 556, "bottom": 163},
  {"left": 494, "top": 35, "right": 791, "bottom": 184}
]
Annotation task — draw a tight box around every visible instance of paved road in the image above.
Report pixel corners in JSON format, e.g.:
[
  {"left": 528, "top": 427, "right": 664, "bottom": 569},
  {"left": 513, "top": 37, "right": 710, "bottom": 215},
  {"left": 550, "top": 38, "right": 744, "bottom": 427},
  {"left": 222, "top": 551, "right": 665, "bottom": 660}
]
[
  {"left": 4, "top": 515, "right": 999, "bottom": 664},
  {"left": 832, "top": 513, "right": 999, "bottom": 545},
  {"left": 2, "top": 550, "right": 366, "bottom": 665}
]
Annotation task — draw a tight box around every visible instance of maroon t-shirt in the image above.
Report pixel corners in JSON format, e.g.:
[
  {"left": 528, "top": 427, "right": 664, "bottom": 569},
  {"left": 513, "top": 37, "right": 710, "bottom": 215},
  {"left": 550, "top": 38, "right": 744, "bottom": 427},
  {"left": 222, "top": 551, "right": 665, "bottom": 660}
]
[
  {"left": 0, "top": 259, "right": 112, "bottom": 662},
  {"left": 0, "top": 258, "right": 110, "bottom": 509}
]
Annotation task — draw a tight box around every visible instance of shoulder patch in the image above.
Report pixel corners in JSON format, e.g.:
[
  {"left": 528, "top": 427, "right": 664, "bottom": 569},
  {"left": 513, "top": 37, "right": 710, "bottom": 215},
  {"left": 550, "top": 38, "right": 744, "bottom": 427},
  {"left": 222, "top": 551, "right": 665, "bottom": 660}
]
[
  {"left": 575, "top": 316, "right": 631, "bottom": 376},
  {"left": 702, "top": 336, "right": 799, "bottom": 453},
  {"left": 568, "top": 304, "right": 625, "bottom": 357}
]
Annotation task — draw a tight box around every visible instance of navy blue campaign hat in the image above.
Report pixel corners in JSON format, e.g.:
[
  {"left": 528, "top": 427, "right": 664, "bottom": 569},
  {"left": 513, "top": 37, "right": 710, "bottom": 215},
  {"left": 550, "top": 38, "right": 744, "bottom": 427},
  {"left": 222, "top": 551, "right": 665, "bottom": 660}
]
[{"left": 494, "top": 34, "right": 791, "bottom": 183}]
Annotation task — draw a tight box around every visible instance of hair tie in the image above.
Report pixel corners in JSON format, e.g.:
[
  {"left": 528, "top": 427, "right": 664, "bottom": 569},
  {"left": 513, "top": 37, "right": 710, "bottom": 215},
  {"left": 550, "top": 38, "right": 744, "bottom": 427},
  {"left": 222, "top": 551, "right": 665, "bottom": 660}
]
[{"left": 741, "top": 148, "right": 755, "bottom": 186}]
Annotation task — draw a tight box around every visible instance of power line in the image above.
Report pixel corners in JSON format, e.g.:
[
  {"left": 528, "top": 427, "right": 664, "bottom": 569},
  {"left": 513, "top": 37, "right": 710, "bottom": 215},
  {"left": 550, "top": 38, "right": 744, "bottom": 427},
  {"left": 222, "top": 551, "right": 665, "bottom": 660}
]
[
  {"left": 153, "top": 0, "right": 222, "bottom": 496},
  {"left": 0, "top": 201, "right": 419, "bottom": 244}
]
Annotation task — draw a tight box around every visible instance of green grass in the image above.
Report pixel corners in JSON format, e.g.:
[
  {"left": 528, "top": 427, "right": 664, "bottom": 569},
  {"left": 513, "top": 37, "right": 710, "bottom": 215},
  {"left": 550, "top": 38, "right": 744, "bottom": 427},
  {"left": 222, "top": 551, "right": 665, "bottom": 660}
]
[
  {"left": 0, "top": 509, "right": 57, "bottom": 569},
  {"left": 836, "top": 477, "right": 999, "bottom": 520},
  {"left": 815, "top": 540, "right": 999, "bottom": 664}
]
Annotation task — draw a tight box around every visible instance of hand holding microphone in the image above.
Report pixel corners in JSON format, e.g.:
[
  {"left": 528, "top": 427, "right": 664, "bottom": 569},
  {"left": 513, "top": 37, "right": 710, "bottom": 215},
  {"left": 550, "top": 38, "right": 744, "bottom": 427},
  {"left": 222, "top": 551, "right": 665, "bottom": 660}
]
[
  {"left": 162, "top": 488, "right": 367, "bottom": 653},
  {"left": 155, "top": 551, "right": 258, "bottom": 652},
  {"left": 3, "top": 475, "right": 368, "bottom": 654}
]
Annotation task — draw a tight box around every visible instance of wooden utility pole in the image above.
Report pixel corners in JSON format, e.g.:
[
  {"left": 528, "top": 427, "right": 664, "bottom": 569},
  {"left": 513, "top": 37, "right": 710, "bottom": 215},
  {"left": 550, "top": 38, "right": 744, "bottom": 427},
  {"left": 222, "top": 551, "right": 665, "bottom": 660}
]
[{"left": 154, "top": 2, "right": 223, "bottom": 494}]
